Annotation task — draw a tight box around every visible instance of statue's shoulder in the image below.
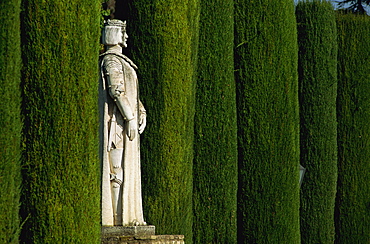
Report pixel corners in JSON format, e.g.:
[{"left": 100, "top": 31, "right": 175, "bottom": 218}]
[
  {"left": 100, "top": 51, "right": 138, "bottom": 70},
  {"left": 100, "top": 53, "right": 120, "bottom": 63},
  {"left": 100, "top": 52, "right": 121, "bottom": 64}
]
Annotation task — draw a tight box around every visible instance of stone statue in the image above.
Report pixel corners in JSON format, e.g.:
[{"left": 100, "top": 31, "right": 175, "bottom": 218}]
[{"left": 100, "top": 19, "right": 147, "bottom": 226}]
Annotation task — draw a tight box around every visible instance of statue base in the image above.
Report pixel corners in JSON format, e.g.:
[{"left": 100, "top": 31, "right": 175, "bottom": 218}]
[
  {"left": 101, "top": 226, "right": 185, "bottom": 244},
  {"left": 102, "top": 225, "right": 156, "bottom": 236}
]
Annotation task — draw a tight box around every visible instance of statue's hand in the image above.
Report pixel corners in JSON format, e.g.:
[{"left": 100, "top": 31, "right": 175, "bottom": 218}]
[
  {"left": 139, "top": 114, "right": 147, "bottom": 134},
  {"left": 127, "top": 119, "right": 137, "bottom": 141}
]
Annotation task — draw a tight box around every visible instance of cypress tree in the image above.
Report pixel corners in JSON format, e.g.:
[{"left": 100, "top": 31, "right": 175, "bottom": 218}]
[
  {"left": 193, "top": 0, "right": 237, "bottom": 243},
  {"left": 296, "top": 1, "right": 338, "bottom": 243},
  {"left": 20, "top": 0, "right": 101, "bottom": 243},
  {"left": 0, "top": 0, "right": 22, "bottom": 243},
  {"left": 117, "top": 0, "right": 199, "bottom": 241},
  {"left": 234, "top": 0, "right": 300, "bottom": 243},
  {"left": 335, "top": 13, "right": 370, "bottom": 243}
]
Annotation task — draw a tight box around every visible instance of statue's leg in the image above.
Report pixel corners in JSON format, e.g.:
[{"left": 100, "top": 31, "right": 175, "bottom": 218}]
[{"left": 109, "top": 148, "right": 124, "bottom": 225}]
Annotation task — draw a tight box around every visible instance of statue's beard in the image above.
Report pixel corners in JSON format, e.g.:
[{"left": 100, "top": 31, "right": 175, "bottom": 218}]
[{"left": 119, "top": 42, "right": 127, "bottom": 48}]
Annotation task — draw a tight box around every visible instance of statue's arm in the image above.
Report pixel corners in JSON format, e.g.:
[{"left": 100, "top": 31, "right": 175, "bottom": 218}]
[
  {"left": 139, "top": 100, "right": 146, "bottom": 113},
  {"left": 138, "top": 100, "right": 146, "bottom": 134},
  {"left": 104, "top": 56, "right": 137, "bottom": 140}
]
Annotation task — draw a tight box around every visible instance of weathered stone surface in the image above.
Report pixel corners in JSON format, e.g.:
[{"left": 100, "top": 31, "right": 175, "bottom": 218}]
[
  {"left": 100, "top": 19, "right": 147, "bottom": 226},
  {"left": 101, "top": 234, "right": 185, "bottom": 244},
  {"left": 102, "top": 226, "right": 184, "bottom": 244},
  {"left": 102, "top": 226, "right": 155, "bottom": 236}
]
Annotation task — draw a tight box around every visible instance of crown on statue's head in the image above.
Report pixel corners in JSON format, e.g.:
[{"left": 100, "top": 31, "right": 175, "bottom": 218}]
[{"left": 105, "top": 19, "right": 126, "bottom": 32}]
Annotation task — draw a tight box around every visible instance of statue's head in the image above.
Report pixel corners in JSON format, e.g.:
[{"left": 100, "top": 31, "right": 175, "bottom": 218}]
[{"left": 102, "top": 19, "right": 128, "bottom": 47}]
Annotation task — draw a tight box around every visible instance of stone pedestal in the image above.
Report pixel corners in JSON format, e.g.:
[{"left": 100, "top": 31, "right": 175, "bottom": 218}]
[
  {"left": 102, "top": 226, "right": 156, "bottom": 236},
  {"left": 102, "top": 226, "right": 185, "bottom": 244}
]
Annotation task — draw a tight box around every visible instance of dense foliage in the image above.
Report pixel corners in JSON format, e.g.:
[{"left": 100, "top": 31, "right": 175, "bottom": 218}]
[
  {"left": 118, "top": 0, "right": 200, "bottom": 242},
  {"left": 296, "top": 1, "right": 338, "bottom": 243},
  {"left": 0, "top": 0, "right": 22, "bottom": 243},
  {"left": 193, "top": 0, "right": 238, "bottom": 243},
  {"left": 335, "top": 13, "right": 370, "bottom": 244},
  {"left": 3, "top": 1, "right": 367, "bottom": 243},
  {"left": 20, "top": 0, "right": 101, "bottom": 243},
  {"left": 234, "top": 0, "right": 300, "bottom": 243}
]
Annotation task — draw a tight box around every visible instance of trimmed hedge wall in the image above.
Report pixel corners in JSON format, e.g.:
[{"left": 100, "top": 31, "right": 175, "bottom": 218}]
[
  {"left": 296, "top": 1, "right": 338, "bottom": 243},
  {"left": 121, "top": 0, "right": 199, "bottom": 242},
  {"left": 234, "top": 0, "right": 300, "bottom": 243},
  {"left": 335, "top": 13, "right": 370, "bottom": 244},
  {"left": 193, "top": 0, "right": 238, "bottom": 243},
  {"left": 0, "top": 0, "right": 22, "bottom": 243},
  {"left": 20, "top": 1, "right": 101, "bottom": 243}
]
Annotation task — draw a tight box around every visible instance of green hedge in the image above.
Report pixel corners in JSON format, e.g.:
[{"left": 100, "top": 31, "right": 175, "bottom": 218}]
[
  {"left": 234, "top": 0, "right": 300, "bottom": 243},
  {"left": 123, "top": 0, "right": 199, "bottom": 242},
  {"left": 193, "top": 0, "right": 237, "bottom": 243},
  {"left": 20, "top": 1, "right": 101, "bottom": 243},
  {"left": 335, "top": 13, "right": 370, "bottom": 243},
  {"left": 296, "top": 1, "right": 338, "bottom": 243},
  {"left": 0, "top": 0, "right": 22, "bottom": 243}
]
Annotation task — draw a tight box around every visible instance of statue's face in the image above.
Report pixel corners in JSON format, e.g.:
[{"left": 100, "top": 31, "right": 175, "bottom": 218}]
[
  {"left": 120, "top": 29, "right": 128, "bottom": 48},
  {"left": 123, "top": 31, "right": 128, "bottom": 48}
]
